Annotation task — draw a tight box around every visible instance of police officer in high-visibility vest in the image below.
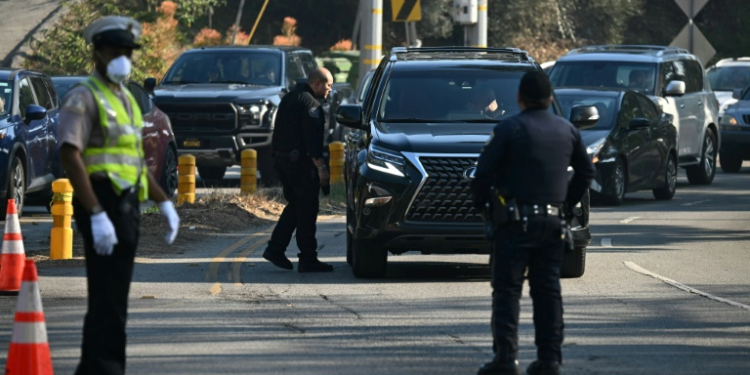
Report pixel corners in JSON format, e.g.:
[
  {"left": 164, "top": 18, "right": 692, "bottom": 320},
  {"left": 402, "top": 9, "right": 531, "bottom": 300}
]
[{"left": 58, "top": 16, "right": 180, "bottom": 374}]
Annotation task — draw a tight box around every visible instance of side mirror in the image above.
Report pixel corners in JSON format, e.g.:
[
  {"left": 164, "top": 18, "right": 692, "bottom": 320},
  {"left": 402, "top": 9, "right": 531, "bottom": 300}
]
[
  {"left": 24, "top": 104, "right": 47, "bottom": 124},
  {"left": 732, "top": 88, "right": 743, "bottom": 99},
  {"left": 629, "top": 117, "right": 651, "bottom": 130},
  {"left": 336, "top": 104, "right": 365, "bottom": 130},
  {"left": 569, "top": 105, "right": 599, "bottom": 130},
  {"left": 665, "top": 80, "right": 686, "bottom": 96},
  {"left": 144, "top": 77, "right": 157, "bottom": 95}
]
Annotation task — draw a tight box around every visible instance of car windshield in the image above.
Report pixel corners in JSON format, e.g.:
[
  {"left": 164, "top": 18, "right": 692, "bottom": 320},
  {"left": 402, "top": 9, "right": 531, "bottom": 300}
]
[
  {"left": 377, "top": 67, "right": 532, "bottom": 123},
  {"left": 162, "top": 51, "right": 281, "bottom": 86},
  {"left": 0, "top": 81, "right": 11, "bottom": 119},
  {"left": 707, "top": 66, "right": 750, "bottom": 91},
  {"left": 549, "top": 61, "right": 657, "bottom": 95},
  {"left": 556, "top": 93, "right": 617, "bottom": 130},
  {"left": 52, "top": 77, "right": 85, "bottom": 99}
]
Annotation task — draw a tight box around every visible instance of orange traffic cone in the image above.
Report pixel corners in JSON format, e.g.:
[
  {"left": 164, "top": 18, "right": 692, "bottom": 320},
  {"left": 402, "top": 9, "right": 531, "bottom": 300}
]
[
  {"left": 0, "top": 199, "right": 25, "bottom": 295},
  {"left": 5, "top": 259, "right": 53, "bottom": 374}
]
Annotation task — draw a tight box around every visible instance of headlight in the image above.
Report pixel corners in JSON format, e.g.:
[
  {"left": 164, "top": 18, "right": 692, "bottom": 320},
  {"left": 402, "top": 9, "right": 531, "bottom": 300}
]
[
  {"left": 586, "top": 138, "right": 605, "bottom": 164},
  {"left": 720, "top": 114, "right": 739, "bottom": 126},
  {"left": 367, "top": 144, "right": 406, "bottom": 177},
  {"left": 236, "top": 103, "right": 265, "bottom": 127}
]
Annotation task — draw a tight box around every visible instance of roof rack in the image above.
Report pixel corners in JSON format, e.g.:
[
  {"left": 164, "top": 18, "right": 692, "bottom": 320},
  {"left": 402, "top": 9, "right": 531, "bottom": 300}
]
[
  {"left": 390, "top": 46, "right": 529, "bottom": 59},
  {"left": 568, "top": 45, "right": 689, "bottom": 56}
]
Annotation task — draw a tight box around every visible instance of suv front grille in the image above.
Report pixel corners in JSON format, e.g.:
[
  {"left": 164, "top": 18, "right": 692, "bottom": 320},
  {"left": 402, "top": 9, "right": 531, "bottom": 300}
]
[
  {"left": 158, "top": 103, "right": 237, "bottom": 132},
  {"left": 406, "top": 157, "right": 481, "bottom": 223}
]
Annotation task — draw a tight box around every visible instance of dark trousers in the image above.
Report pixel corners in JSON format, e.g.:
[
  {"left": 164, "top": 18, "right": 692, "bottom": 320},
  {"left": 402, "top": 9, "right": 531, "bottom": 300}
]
[
  {"left": 490, "top": 216, "right": 564, "bottom": 364},
  {"left": 267, "top": 157, "right": 320, "bottom": 260},
  {"left": 73, "top": 180, "right": 140, "bottom": 375}
]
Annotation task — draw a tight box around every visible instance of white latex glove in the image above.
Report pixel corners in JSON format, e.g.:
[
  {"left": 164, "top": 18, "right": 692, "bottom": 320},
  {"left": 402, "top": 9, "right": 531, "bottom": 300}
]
[
  {"left": 91, "top": 212, "right": 118, "bottom": 256},
  {"left": 158, "top": 200, "right": 180, "bottom": 245}
]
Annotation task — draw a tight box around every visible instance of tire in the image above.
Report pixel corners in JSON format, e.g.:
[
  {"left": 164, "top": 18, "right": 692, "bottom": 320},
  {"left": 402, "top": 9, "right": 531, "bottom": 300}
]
[
  {"left": 257, "top": 146, "right": 280, "bottom": 187},
  {"left": 159, "top": 146, "right": 178, "bottom": 198},
  {"left": 346, "top": 206, "right": 354, "bottom": 266},
  {"left": 351, "top": 238, "right": 387, "bottom": 278},
  {"left": 653, "top": 153, "right": 677, "bottom": 200},
  {"left": 719, "top": 152, "right": 742, "bottom": 173},
  {"left": 602, "top": 159, "right": 626, "bottom": 206},
  {"left": 561, "top": 247, "right": 586, "bottom": 279},
  {"left": 686, "top": 129, "right": 717, "bottom": 185},
  {"left": 0, "top": 156, "right": 25, "bottom": 217},
  {"left": 197, "top": 165, "right": 226, "bottom": 181}
]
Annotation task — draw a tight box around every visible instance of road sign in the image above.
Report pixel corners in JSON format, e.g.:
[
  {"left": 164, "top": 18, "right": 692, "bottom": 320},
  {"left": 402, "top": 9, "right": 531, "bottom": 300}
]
[
  {"left": 674, "top": 0, "right": 710, "bottom": 19},
  {"left": 391, "top": 0, "right": 421, "bottom": 22},
  {"left": 670, "top": 0, "right": 715, "bottom": 64}
]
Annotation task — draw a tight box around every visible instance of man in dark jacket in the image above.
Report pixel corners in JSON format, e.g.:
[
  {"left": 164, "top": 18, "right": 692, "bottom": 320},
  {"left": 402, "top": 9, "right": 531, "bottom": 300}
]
[
  {"left": 472, "top": 71, "right": 595, "bottom": 375},
  {"left": 263, "top": 67, "right": 334, "bottom": 273}
]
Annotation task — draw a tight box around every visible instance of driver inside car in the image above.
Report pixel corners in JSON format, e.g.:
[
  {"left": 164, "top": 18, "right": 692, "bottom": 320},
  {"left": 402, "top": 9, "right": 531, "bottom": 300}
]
[{"left": 468, "top": 87, "right": 504, "bottom": 119}]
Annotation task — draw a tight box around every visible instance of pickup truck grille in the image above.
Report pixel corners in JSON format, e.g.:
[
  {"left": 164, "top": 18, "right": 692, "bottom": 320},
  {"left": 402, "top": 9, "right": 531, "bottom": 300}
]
[
  {"left": 158, "top": 103, "right": 237, "bottom": 132},
  {"left": 406, "top": 156, "right": 482, "bottom": 223}
]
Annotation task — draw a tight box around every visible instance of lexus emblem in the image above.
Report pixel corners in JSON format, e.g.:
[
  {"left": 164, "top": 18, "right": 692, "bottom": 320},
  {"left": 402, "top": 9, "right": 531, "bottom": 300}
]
[{"left": 463, "top": 167, "right": 477, "bottom": 181}]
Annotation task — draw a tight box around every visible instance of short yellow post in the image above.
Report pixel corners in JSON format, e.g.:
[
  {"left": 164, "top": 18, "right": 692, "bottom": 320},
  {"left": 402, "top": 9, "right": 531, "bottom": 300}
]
[
  {"left": 177, "top": 154, "right": 196, "bottom": 204},
  {"left": 240, "top": 149, "right": 257, "bottom": 194},
  {"left": 329, "top": 142, "right": 345, "bottom": 184},
  {"left": 50, "top": 178, "right": 73, "bottom": 260}
]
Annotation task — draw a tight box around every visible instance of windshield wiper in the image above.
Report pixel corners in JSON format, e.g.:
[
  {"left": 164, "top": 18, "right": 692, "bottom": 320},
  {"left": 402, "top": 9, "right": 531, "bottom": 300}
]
[
  {"left": 380, "top": 118, "right": 435, "bottom": 123},
  {"left": 210, "top": 80, "right": 252, "bottom": 85},
  {"left": 161, "top": 80, "right": 199, "bottom": 84}
]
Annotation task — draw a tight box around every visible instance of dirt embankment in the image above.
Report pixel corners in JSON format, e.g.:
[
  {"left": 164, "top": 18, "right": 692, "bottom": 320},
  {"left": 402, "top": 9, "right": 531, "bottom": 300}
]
[{"left": 30, "top": 187, "right": 344, "bottom": 267}]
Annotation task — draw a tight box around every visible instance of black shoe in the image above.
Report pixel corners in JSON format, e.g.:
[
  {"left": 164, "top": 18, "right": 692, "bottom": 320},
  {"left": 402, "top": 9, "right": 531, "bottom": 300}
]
[
  {"left": 298, "top": 258, "right": 334, "bottom": 273},
  {"left": 263, "top": 249, "right": 293, "bottom": 270},
  {"left": 477, "top": 359, "right": 520, "bottom": 375},
  {"left": 526, "top": 360, "right": 559, "bottom": 375}
]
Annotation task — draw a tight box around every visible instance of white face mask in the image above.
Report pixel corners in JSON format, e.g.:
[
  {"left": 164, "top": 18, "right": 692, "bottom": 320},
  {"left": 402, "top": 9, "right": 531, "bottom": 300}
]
[{"left": 105, "top": 55, "right": 131, "bottom": 84}]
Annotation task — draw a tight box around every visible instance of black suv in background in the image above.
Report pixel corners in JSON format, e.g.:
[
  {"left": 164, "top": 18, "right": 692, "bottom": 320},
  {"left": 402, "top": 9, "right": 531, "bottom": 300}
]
[
  {"left": 336, "top": 47, "right": 597, "bottom": 279},
  {"left": 148, "top": 45, "right": 349, "bottom": 184}
]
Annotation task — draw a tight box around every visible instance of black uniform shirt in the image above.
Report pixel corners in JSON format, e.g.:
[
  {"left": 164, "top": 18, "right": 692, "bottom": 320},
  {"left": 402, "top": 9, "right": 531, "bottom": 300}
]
[
  {"left": 471, "top": 108, "right": 595, "bottom": 209},
  {"left": 272, "top": 84, "right": 326, "bottom": 159}
]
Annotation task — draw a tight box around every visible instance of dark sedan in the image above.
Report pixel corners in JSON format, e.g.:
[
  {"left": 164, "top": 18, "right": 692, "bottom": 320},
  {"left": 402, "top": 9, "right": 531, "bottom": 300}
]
[
  {"left": 556, "top": 88, "right": 678, "bottom": 205},
  {"left": 52, "top": 77, "right": 178, "bottom": 197},
  {"left": 717, "top": 87, "right": 750, "bottom": 172}
]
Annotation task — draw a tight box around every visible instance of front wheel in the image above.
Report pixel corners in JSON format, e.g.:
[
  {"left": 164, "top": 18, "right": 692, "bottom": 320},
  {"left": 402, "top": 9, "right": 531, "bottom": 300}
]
[
  {"left": 719, "top": 152, "right": 742, "bottom": 173},
  {"left": 601, "top": 159, "right": 626, "bottom": 206},
  {"left": 653, "top": 154, "right": 677, "bottom": 200},
  {"left": 561, "top": 247, "right": 586, "bottom": 278},
  {"left": 686, "top": 129, "right": 717, "bottom": 185},
  {"left": 351, "top": 238, "right": 387, "bottom": 278},
  {"left": 0, "top": 156, "right": 25, "bottom": 216},
  {"left": 159, "top": 146, "right": 178, "bottom": 198}
]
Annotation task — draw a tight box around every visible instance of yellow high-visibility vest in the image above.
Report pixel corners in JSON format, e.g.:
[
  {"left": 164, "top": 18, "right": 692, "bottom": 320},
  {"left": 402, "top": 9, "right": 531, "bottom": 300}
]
[{"left": 80, "top": 76, "right": 148, "bottom": 202}]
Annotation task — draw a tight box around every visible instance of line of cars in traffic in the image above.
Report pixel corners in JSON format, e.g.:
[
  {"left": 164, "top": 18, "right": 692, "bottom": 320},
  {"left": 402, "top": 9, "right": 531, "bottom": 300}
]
[
  {"left": 335, "top": 44, "right": 749, "bottom": 279},
  {"left": 0, "top": 68, "right": 178, "bottom": 216}
]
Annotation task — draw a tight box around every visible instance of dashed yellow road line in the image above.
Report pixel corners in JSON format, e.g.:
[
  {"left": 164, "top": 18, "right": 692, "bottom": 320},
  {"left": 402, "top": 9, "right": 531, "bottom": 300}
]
[{"left": 231, "top": 236, "right": 270, "bottom": 286}]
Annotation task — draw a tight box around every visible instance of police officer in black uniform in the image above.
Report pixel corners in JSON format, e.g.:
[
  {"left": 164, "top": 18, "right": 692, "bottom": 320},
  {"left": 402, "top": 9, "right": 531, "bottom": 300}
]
[
  {"left": 472, "top": 71, "right": 595, "bottom": 375},
  {"left": 263, "top": 67, "right": 335, "bottom": 272}
]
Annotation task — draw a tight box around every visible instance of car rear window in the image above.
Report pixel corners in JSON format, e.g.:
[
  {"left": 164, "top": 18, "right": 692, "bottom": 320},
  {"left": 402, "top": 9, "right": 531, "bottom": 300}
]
[{"left": 550, "top": 61, "right": 657, "bottom": 95}]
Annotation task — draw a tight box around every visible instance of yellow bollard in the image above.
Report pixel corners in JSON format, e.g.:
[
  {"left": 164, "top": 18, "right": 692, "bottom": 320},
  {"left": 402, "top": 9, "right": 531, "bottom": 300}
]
[
  {"left": 177, "top": 154, "right": 196, "bottom": 204},
  {"left": 240, "top": 149, "right": 257, "bottom": 194},
  {"left": 329, "top": 141, "right": 345, "bottom": 184},
  {"left": 50, "top": 178, "right": 73, "bottom": 260}
]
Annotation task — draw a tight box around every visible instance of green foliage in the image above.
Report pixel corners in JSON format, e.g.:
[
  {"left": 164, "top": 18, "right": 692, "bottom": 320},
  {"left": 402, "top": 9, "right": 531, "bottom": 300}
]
[{"left": 173, "top": 0, "right": 225, "bottom": 26}]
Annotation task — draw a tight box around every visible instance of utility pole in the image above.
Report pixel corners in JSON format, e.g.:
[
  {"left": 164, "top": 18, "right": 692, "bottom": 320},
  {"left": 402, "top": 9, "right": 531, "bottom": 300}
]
[
  {"left": 465, "top": 0, "right": 487, "bottom": 47},
  {"left": 359, "top": 0, "right": 382, "bottom": 86},
  {"left": 231, "top": 0, "right": 246, "bottom": 45}
]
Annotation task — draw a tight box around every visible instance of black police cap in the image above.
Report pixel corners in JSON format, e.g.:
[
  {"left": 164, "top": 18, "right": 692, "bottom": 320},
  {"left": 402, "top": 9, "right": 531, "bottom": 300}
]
[
  {"left": 519, "top": 71, "right": 552, "bottom": 101},
  {"left": 93, "top": 29, "right": 141, "bottom": 50}
]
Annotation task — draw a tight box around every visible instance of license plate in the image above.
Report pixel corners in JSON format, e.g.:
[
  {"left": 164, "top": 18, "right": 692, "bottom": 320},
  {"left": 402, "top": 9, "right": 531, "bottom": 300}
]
[{"left": 183, "top": 139, "right": 201, "bottom": 148}]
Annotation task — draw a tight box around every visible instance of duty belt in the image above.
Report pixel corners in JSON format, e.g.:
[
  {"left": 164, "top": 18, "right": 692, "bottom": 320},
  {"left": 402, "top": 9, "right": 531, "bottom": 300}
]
[{"left": 518, "top": 204, "right": 562, "bottom": 218}]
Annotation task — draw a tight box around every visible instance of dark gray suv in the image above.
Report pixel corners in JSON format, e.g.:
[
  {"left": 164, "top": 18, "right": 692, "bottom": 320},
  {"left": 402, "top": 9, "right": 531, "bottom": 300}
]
[{"left": 549, "top": 45, "right": 720, "bottom": 185}]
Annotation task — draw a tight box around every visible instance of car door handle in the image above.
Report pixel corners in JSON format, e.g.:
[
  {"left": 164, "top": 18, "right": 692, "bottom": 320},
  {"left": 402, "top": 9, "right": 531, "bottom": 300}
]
[
  {"left": 697, "top": 101, "right": 702, "bottom": 106},
  {"left": 679, "top": 104, "right": 685, "bottom": 109}
]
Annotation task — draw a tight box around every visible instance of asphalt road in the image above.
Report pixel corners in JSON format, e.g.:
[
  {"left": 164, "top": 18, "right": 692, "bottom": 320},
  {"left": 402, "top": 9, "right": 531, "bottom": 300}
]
[
  {"left": 2, "top": 165, "right": 749, "bottom": 374},
  {"left": 0, "top": 0, "right": 61, "bottom": 66}
]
